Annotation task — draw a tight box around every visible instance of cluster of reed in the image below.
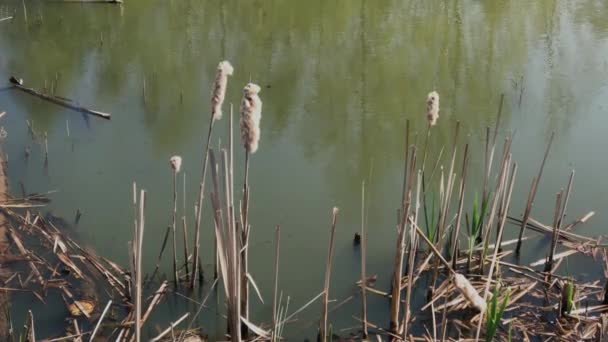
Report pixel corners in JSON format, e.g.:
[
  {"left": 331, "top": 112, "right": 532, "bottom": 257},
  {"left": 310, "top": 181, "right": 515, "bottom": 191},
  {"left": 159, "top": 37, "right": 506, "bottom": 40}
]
[
  {"left": 122, "top": 82, "right": 606, "bottom": 341},
  {"left": 6, "top": 60, "right": 608, "bottom": 342}
]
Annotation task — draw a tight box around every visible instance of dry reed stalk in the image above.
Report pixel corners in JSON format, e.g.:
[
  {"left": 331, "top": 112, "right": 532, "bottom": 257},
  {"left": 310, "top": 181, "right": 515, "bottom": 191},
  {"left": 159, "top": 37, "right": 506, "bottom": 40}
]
[
  {"left": 516, "top": 131, "right": 555, "bottom": 253},
  {"left": 192, "top": 60, "right": 234, "bottom": 288},
  {"left": 479, "top": 137, "right": 513, "bottom": 270},
  {"left": 400, "top": 120, "right": 410, "bottom": 212},
  {"left": 135, "top": 190, "right": 146, "bottom": 342},
  {"left": 450, "top": 144, "right": 469, "bottom": 269},
  {"left": 474, "top": 161, "right": 517, "bottom": 341},
  {"left": 402, "top": 170, "right": 422, "bottom": 339},
  {"left": 320, "top": 207, "right": 339, "bottom": 342},
  {"left": 430, "top": 122, "right": 460, "bottom": 293},
  {"left": 28, "top": 310, "right": 35, "bottom": 341},
  {"left": 169, "top": 156, "right": 182, "bottom": 286},
  {"left": 483, "top": 95, "right": 504, "bottom": 201},
  {"left": 213, "top": 144, "right": 242, "bottom": 341},
  {"left": 558, "top": 171, "right": 575, "bottom": 230},
  {"left": 141, "top": 281, "right": 168, "bottom": 324},
  {"left": 150, "top": 313, "right": 190, "bottom": 342},
  {"left": 182, "top": 174, "right": 189, "bottom": 282},
  {"left": 390, "top": 146, "right": 416, "bottom": 335},
  {"left": 426, "top": 91, "right": 439, "bottom": 126},
  {"left": 89, "top": 300, "right": 112, "bottom": 341},
  {"left": 272, "top": 225, "right": 281, "bottom": 340},
  {"left": 360, "top": 181, "right": 368, "bottom": 339}
]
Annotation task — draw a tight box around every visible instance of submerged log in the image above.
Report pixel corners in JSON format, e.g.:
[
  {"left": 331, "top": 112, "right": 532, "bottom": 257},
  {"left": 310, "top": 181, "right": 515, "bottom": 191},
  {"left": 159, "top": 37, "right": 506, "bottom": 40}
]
[{"left": 8, "top": 76, "right": 111, "bottom": 120}]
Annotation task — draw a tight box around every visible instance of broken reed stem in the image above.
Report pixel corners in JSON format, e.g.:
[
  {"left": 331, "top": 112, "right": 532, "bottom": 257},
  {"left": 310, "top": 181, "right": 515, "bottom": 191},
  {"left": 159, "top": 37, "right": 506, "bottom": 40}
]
[
  {"left": 272, "top": 225, "right": 281, "bottom": 340},
  {"left": 516, "top": 131, "right": 555, "bottom": 253},
  {"left": 360, "top": 181, "right": 368, "bottom": 339},
  {"left": 546, "top": 190, "right": 563, "bottom": 274},
  {"left": 320, "top": 208, "right": 339, "bottom": 342},
  {"left": 557, "top": 170, "right": 575, "bottom": 231}
]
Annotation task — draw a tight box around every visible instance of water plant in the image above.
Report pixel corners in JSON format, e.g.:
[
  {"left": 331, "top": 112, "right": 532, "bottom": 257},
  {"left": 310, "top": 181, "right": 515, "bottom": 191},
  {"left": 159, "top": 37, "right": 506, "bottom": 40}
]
[{"left": 486, "top": 286, "right": 510, "bottom": 342}]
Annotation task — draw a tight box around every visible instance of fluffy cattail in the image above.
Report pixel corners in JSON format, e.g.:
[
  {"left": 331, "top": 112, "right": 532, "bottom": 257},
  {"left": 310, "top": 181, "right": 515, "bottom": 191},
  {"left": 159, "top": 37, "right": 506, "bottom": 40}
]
[
  {"left": 211, "top": 61, "right": 234, "bottom": 121},
  {"left": 240, "top": 83, "right": 262, "bottom": 154},
  {"left": 453, "top": 273, "right": 486, "bottom": 312},
  {"left": 169, "top": 156, "right": 182, "bottom": 173},
  {"left": 426, "top": 91, "right": 440, "bottom": 126}
]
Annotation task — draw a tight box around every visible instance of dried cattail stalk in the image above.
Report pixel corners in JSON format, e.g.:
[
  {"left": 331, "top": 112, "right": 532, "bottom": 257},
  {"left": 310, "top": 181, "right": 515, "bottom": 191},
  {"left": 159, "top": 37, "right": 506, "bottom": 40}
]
[
  {"left": 169, "top": 156, "right": 182, "bottom": 173},
  {"left": 426, "top": 91, "right": 440, "bottom": 126},
  {"left": 453, "top": 273, "right": 486, "bottom": 312},
  {"left": 211, "top": 61, "right": 234, "bottom": 121},
  {"left": 240, "top": 83, "right": 262, "bottom": 154}
]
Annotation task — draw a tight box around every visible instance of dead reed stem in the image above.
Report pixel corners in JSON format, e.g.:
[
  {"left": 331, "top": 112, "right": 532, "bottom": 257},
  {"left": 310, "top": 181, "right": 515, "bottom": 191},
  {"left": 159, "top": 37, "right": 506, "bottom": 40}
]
[
  {"left": 272, "top": 225, "right": 281, "bottom": 340},
  {"left": 516, "top": 131, "right": 555, "bottom": 253},
  {"left": 450, "top": 143, "right": 469, "bottom": 269},
  {"left": 192, "top": 117, "right": 217, "bottom": 288},
  {"left": 89, "top": 300, "right": 112, "bottom": 341},
  {"left": 402, "top": 170, "right": 422, "bottom": 339},
  {"left": 360, "top": 181, "right": 368, "bottom": 339},
  {"left": 320, "top": 207, "right": 339, "bottom": 342},
  {"left": 546, "top": 191, "right": 563, "bottom": 274},
  {"left": 391, "top": 146, "right": 416, "bottom": 335},
  {"left": 182, "top": 174, "right": 189, "bottom": 282},
  {"left": 190, "top": 61, "right": 234, "bottom": 288},
  {"left": 400, "top": 120, "right": 410, "bottom": 211},
  {"left": 150, "top": 313, "right": 189, "bottom": 342},
  {"left": 135, "top": 190, "right": 146, "bottom": 342},
  {"left": 171, "top": 167, "right": 179, "bottom": 286},
  {"left": 430, "top": 122, "right": 460, "bottom": 293},
  {"left": 474, "top": 161, "right": 517, "bottom": 340}
]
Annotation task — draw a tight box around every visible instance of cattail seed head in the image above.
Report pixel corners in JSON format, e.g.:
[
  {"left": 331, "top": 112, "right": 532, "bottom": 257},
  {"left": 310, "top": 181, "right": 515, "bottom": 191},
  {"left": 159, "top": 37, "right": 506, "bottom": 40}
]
[
  {"left": 169, "top": 156, "right": 182, "bottom": 173},
  {"left": 211, "top": 61, "right": 234, "bottom": 121},
  {"left": 240, "top": 83, "right": 263, "bottom": 154},
  {"left": 426, "top": 91, "right": 440, "bottom": 126}
]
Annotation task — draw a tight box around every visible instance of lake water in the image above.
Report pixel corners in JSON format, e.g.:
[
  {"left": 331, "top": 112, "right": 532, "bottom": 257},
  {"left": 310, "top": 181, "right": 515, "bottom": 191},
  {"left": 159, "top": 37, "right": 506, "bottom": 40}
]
[{"left": 1, "top": 0, "right": 608, "bottom": 339}]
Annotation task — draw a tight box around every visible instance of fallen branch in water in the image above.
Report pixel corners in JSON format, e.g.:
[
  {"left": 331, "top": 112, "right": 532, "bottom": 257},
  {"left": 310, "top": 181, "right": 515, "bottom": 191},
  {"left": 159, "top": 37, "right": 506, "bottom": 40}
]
[{"left": 8, "top": 77, "right": 111, "bottom": 120}]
